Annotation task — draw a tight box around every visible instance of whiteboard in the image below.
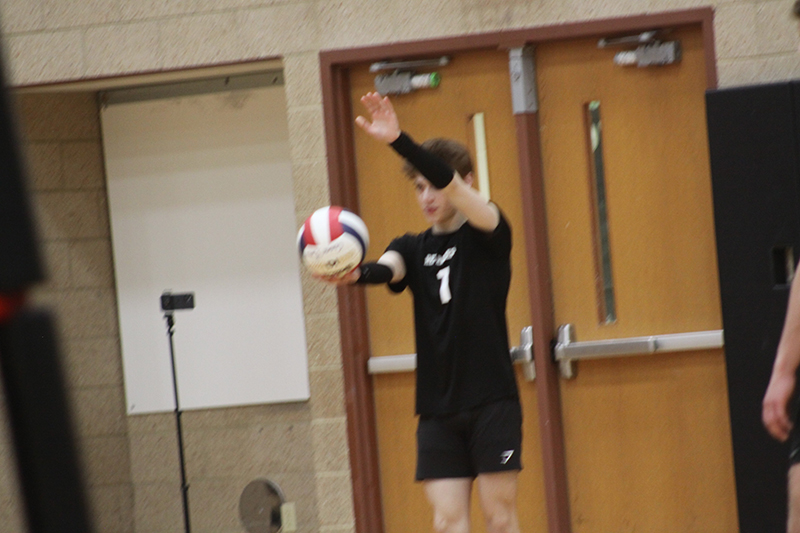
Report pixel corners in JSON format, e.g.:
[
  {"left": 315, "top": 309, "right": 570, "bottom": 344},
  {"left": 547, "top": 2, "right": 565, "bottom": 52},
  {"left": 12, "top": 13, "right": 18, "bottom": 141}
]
[{"left": 101, "top": 84, "right": 309, "bottom": 414}]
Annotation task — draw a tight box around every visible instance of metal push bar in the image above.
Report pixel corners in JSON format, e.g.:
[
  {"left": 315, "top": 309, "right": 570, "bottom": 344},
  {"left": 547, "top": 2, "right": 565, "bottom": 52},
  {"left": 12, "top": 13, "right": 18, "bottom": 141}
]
[
  {"left": 553, "top": 323, "right": 725, "bottom": 379},
  {"left": 367, "top": 324, "right": 724, "bottom": 383},
  {"left": 368, "top": 326, "right": 536, "bottom": 381}
]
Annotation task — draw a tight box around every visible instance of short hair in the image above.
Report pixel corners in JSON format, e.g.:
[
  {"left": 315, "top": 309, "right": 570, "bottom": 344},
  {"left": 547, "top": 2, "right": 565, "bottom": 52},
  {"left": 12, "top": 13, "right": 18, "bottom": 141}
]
[
  {"left": 402, "top": 138, "right": 473, "bottom": 180},
  {"left": 794, "top": 0, "right": 800, "bottom": 17}
]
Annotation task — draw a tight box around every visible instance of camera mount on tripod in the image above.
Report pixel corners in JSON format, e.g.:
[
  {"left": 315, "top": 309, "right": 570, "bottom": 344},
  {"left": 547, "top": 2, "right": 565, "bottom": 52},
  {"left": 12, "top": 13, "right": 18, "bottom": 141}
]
[{"left": 160, "top": 291, "right": 195, "bottom": 312}]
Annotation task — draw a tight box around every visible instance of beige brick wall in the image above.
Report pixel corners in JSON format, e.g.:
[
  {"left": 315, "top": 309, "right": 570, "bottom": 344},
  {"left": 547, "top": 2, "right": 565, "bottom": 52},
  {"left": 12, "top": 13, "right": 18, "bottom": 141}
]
[
  {"left": 0, "top": 1, "right": 798, "bottom": 533},
  {"left": 3, "top": 89, "right": 351, "bottom": 533},
  {"left": 0, "top": 1, "right": 798, "bottom": 89}
]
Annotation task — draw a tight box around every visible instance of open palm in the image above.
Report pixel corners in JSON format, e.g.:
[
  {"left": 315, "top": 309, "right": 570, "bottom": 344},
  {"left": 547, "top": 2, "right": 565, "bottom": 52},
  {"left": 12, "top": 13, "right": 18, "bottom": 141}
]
[{"left": 355, "top": 91, "right": 401, "bottom": 143}]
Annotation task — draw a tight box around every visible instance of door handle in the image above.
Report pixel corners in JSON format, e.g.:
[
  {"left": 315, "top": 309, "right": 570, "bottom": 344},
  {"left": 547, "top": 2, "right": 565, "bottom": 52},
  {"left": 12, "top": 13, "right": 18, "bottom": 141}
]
[
  {"left": 553, "top": 323, "right": 725, "bottom": 379},
  {"left": 510, "top": 326, "right": 535, "bottom": 381},
  {"left": 367, "top": 326, "right": 536, "bottom": 381}
]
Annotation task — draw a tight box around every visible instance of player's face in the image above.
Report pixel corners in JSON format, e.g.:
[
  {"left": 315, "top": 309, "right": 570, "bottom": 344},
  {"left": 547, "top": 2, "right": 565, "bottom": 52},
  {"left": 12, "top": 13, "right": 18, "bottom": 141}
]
[{"left": 413, "top": 175, "right": 458, "bottom": 226}]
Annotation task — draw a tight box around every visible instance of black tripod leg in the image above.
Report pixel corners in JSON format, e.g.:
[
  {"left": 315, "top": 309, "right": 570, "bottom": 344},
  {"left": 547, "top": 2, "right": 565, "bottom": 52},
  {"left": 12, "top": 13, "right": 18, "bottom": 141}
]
[
  {"left": 165, "top": 313, "right": 191, "bottom": 533},
  {"left": 0, "top": 310, "right": 94, "bottom": 533}
]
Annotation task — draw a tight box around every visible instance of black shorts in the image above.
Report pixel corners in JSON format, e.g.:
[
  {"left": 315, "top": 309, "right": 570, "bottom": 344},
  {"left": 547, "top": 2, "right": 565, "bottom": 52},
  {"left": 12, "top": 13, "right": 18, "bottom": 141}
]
[{"left": 416, "top": 399, "right": 523, "bottom": 481}]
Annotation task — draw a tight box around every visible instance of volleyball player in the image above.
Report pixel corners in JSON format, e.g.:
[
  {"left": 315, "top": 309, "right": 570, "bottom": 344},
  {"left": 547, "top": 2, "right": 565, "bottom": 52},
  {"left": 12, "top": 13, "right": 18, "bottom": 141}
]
[{"left": 324, "top": 92, "right": 522, "bottom": 533}]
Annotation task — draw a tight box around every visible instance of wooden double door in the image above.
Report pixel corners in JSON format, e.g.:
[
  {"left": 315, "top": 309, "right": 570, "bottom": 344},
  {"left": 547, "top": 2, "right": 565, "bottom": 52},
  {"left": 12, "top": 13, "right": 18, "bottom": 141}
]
[{"left": 348, "top": 24, "right": 737, "bottom": 532}]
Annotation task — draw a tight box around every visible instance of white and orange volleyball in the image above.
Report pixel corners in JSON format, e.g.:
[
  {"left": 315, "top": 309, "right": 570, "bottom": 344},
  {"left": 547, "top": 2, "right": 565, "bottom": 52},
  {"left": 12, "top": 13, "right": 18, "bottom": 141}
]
[{"left": 297, "top": 206, "right": 369, "bottom": 277}]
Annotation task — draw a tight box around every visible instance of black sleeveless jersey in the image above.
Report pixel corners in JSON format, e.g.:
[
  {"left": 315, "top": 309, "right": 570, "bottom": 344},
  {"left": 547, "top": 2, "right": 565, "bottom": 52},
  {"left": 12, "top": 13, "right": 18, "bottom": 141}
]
[{"left": 386, "top": 211, "right": 519, "bottom": 416}]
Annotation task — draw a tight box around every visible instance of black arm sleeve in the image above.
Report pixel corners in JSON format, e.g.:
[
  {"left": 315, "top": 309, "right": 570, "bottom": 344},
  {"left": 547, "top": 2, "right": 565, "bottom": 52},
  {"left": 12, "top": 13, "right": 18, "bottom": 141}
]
[
  {"left": 355, "top": 262, "right": 394, "bottom": 285},
  {"left": 390, "top": 132, "right": 454, "bottom": 189}
]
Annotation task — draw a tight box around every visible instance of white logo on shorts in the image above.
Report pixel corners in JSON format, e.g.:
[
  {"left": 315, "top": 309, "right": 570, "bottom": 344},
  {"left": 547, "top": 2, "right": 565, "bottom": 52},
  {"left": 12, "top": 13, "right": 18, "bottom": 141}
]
[{"left": 500, "top": 450, "right": 515, "bottom": 465}]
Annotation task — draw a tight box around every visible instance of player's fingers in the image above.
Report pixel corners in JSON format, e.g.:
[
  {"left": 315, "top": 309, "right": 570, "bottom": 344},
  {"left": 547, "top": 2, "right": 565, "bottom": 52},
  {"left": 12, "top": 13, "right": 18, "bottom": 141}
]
[
  {"left": 770, "top": 423, "right": 790, "bottom": 442},
  {"left": 764, "top": 404, "right": 791, "bottom": 441},
  {"left": 341, "top": 268, "right": 360, "bottom": 283},
  {"left": 762, "top": 402, "right": 776, "bottom": 426},
  {"left": 372, "top": 94, "right": 390, "bottom": 115},
  {"left": 354, "top": 116, "right": 374, "bottom": 133},
  {"left": 361, "top": 93, "right": 381, "bottom": 113},
  {"left": 777, "top": 411, "right": 793, "bottom": 439},
  {"left": 312, "top": 272, "right": 343, "bottom": 283}
]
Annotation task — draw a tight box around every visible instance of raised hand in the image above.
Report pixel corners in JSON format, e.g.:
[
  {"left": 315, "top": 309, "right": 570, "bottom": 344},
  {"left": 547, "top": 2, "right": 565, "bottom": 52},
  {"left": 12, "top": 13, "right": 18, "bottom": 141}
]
[{"left": 355, "top": 92, "right": 401, "bottom": 144}]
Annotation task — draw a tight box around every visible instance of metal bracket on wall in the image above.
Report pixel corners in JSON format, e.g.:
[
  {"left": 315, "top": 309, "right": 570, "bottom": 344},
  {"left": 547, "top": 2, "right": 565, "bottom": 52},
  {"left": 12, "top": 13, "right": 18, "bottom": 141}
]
[
  {"left": 508, "top": 46, "right": 537, "bottom": 114},
  {"left": 369, "top": 56, "right": 450, "bottom": 72}
]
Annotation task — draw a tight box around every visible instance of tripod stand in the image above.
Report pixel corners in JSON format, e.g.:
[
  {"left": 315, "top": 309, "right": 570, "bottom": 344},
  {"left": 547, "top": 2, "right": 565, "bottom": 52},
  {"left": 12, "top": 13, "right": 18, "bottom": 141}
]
[{"left": 164, "top": 310, "right": 191, "bottom": 533}]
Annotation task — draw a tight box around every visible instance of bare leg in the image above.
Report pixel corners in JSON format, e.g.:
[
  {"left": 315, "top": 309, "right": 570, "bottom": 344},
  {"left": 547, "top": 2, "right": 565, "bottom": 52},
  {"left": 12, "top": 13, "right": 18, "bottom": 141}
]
[
  {"left": 424, "top": 478, "right": 473, "bottom": 533},
  {"left": 476, "top": 471, "right": 520, "bottom": 533},
  {"left": 789, "top": 464, "right": 800, "bottom": 533}
]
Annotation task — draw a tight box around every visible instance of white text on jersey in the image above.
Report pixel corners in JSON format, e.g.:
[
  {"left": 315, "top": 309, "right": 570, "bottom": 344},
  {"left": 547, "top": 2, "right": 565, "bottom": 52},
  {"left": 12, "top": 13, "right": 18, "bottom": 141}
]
[{"left": 424, "top": 246, "right": 457, "bottom": 267}]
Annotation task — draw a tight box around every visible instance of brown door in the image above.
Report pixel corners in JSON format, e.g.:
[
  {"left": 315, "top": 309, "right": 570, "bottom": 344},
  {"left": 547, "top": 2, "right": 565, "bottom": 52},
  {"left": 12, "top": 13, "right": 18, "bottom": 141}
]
[
  {"left": 347, "top": 21, "right": 737, "bottom": 533},
  {"left": 349, "top": 49, "right": 548, "bottom": 533},
  {"left": 536, "top": 26, "right": 739, "bottom": 530}
]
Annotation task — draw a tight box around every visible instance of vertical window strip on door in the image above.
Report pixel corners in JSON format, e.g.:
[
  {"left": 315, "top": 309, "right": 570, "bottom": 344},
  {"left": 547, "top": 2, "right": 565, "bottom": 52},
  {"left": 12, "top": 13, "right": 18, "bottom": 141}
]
[{"left": 585, "top": 100, "right": 617, "bottom": 324}]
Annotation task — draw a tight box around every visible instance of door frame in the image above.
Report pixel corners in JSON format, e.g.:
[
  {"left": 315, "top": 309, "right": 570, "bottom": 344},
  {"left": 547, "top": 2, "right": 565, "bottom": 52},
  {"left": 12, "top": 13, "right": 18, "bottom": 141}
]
[{"left": 319, "top": 9, "right": 717, "bottom": 533}]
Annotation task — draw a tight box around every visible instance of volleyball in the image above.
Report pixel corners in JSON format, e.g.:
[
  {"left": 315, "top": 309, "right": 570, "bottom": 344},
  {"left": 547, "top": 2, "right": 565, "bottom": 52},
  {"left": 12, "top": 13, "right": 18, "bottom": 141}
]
[{"left": 297, "top": 206, "right": 369, "bottom": 278}]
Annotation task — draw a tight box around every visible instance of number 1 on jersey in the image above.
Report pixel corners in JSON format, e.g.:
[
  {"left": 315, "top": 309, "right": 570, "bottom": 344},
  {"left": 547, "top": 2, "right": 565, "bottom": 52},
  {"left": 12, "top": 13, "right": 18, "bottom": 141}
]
[{"left": 436, "top": 266, "right": 452, "bottom": 304}]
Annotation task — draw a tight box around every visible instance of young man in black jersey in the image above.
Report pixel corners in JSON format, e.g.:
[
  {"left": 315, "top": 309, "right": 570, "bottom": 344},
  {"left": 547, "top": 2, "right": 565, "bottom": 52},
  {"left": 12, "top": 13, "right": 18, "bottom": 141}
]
[{"left": 323, "top": 92, "right": 522, "bottom": 533}]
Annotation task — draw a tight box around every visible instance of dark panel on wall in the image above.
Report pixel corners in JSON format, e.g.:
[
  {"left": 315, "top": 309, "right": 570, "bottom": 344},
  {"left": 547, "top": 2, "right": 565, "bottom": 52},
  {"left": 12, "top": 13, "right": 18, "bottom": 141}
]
[{"left": 707, "top": 82, "right": 800, "bottom": 533}]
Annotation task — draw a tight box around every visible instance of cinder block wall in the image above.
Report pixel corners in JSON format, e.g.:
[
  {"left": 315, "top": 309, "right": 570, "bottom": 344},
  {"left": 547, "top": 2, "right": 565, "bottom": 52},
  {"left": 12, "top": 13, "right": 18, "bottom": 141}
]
[
  {"left": 0, "top": 1, "right": 797, "bottom": 533},
  {"left": 2, "top": 89, "right": 350, "bottom": 533},
  {"left": 0, "top": 1, "right": 799, "bottom": 89}
]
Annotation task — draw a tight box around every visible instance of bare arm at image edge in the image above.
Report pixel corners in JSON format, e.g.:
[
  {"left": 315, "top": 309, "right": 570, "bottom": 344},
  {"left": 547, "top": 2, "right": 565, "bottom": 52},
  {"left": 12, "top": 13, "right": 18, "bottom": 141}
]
[{"left": 764, "top": 270, "right": 800, "bottom": 441}]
